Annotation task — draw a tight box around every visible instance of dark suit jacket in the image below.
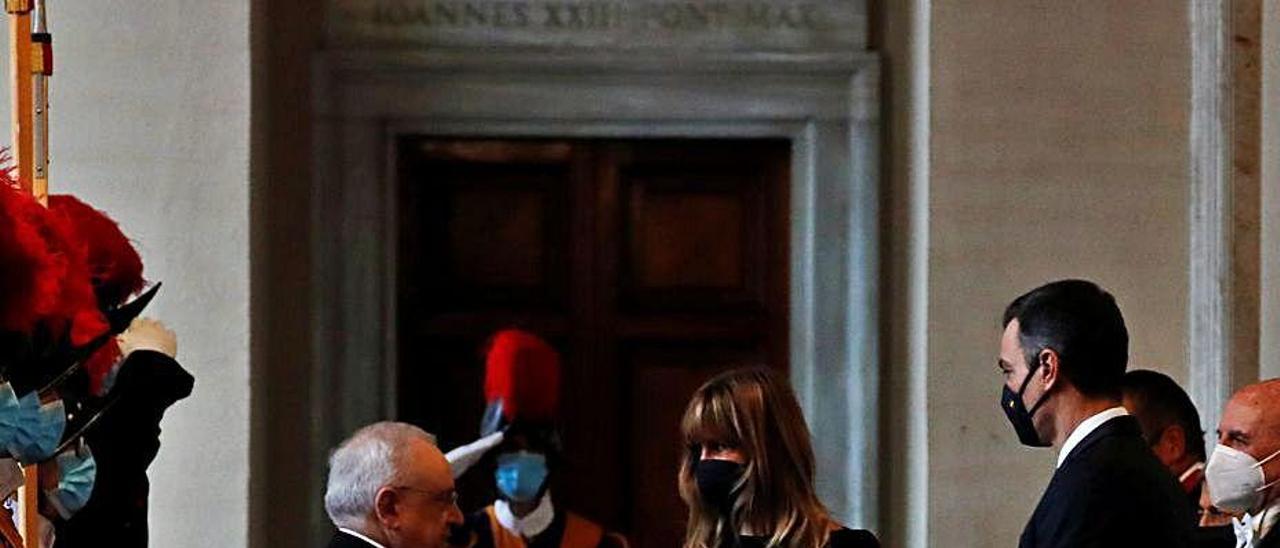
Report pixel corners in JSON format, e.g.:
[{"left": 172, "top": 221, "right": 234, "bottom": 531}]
[
  {"left": 1193, "top": 525, "right": 1236, "bottom": 548},
  {"left": 1019, "top": 415, "right": 1196, "bottom": 548},
  {"left": 328, "top": 530, "right": 381, "bottom": 548},
  {"left": 1259, "top": 526, "right": 1280, "bottom": 548}
]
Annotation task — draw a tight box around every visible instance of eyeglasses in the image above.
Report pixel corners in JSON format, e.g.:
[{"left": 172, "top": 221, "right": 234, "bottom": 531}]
[{"left": 391, "top": 485, "right": 459, "bottom": 507}]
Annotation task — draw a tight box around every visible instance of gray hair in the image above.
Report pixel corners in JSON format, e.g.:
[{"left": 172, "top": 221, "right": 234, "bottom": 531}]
[{"left": 324, "top": 421, "right": 437, "bottom": 529}]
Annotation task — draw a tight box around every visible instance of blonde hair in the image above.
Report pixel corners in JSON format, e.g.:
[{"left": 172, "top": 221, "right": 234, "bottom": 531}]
[{"left": 677, "top": 368, "right": 833, "bottom": 548}]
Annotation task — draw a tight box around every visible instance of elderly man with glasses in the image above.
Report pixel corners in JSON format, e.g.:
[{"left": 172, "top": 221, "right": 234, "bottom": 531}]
[{"left": 325, "top": 422, "right": 465, "bottom": 548}]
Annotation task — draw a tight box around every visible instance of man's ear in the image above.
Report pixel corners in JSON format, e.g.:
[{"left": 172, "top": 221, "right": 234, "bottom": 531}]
[
  {"left": 374, "top": 487, "right": 400, "bottom": 528},
  {"left": 1154, "top": 424, "right": 1188, "bottom": 465},
  {"left": 1162, "top": 425, "right": 1187, "bottom": 458},
  {"left": 1038, "top": 349, "right": 1060, "bottom": 391}
]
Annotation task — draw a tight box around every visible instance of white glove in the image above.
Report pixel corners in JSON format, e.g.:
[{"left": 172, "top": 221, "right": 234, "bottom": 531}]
[
  {"left": 117, "top": 317, "right": 177, "bottom": 359},
  {"left": 445, "top": 431, "right": 504, "bottom": 479}
]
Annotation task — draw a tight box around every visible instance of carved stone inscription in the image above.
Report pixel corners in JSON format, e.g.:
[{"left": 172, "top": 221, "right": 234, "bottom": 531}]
[{"left": 328, "top": 0, "right": 863, "bottom": 51}]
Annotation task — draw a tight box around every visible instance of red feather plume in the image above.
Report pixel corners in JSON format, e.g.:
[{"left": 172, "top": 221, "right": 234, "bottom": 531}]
[
  {"left": 484, "top": 329, "right": 561, "bottom": 423},
  {"left": 29, "top": 199, "right": 107, "bottom": 348},
  {"left": 0, "top": 182, "right": 58, "bottom": 334},
  {"left": 0, "top": 154, "right": 109, "bottom": 347},
  {"left": 0, "top": 152, "right": 138, "bottom": 395},
  {"left": 49, "top": 195, "right": 144, "bottom": 308}
]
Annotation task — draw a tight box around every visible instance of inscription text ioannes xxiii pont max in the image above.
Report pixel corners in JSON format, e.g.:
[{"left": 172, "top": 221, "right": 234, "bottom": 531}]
[{"left": 328, "top": 0, "right": 865, "bottom": 51}]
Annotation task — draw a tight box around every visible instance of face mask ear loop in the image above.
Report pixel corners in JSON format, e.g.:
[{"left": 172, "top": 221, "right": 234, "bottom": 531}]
[
  {"left": 1016, "top": 357, "right": 1041, "bottom": 396},
  {"left": 1254, "top": 447, "right": 1280, "bottom": 467},
  {"left": 1255, "top": 448, "right": 1280, "bottom": 494},
  {"left": 1020, "top": 353, "right": 1053, "bottom": 416}
]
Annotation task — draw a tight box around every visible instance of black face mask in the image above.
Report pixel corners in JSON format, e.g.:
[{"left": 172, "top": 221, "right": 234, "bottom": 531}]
[
  {"left": 1000, "top": 358, "right": 1053, "bottom": 447},
  {"left": 696, "top": 459, "right": 745, "bottom": 514}
]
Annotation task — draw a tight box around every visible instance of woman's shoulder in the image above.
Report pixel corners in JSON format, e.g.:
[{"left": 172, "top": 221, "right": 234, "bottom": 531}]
[{"left": 827, "top": 527, "right": 880, "bottom": 548}]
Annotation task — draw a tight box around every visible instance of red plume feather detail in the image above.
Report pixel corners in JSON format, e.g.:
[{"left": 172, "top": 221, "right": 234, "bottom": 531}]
[
  {"left": 484, "top": 329, "right": 561, "bottom": 423},
  {"left": 0, "top": 152, "right": 109, "bottom": 347},
  {"left": 49, "top": 195, "right": 145, "bottom": 308},
  {"left": 0, "top": 181, "right": 57, "bottom": 334}
]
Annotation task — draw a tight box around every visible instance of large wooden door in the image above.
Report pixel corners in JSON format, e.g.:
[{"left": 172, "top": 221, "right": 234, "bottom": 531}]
[{"left": 397, "top": 138, "right": 789, "bottom": 548}]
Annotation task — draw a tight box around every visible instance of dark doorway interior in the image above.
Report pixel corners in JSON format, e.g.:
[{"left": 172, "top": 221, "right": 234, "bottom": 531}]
[{"left": 397, "top": 138, "right": 790, "bottom": 548}]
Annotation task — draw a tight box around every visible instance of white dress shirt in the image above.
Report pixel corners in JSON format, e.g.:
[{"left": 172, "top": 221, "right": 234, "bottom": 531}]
[
  {"left": 1234, "top": 498, "right": 1280, "bottom": 548},
  {"left": 338, "top": 527, "right": 388, "bottom": 548},
  {"left": 1056, "top": 406, "right": 1129, "bottom": 468}
]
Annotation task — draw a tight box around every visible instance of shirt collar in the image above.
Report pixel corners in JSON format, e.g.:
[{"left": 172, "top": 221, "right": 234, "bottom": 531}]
[
  {"left": 338, "top": 527, "right": 388, "bottom": 548},
  {"left": 494, "top": 492, "right": 555, "bottom": 538},
  {"left": 1056, "top": 406, "right": 1129, "bottom": 468}
]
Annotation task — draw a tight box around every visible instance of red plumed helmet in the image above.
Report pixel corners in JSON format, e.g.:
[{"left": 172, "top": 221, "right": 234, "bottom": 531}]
[
  {"left": 48, "top": 195, "right": 146, "bottom": 395},
  {"left": 484, "top": 329, "right": 560, "bottom": 425},
  {"left": 49, "top": 195, "right": 144, "bottom": 308}
]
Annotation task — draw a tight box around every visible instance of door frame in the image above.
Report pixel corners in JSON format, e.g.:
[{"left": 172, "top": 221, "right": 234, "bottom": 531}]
[{"left": 309, "top": 48, "right": 881, "bottom": 543}]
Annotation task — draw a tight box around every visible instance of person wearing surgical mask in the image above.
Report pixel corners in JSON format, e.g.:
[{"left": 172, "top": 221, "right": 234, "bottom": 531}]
[
  {"left": 445, "top": 329, "right": 627, "bottom": 548},
  {"left": 677, "top": 367, "right": 879, "bottom": 548},
  {"left": 449, "top": 429, "right": 626, "bottom": 548},
  {"left": 1204, "top": 379, "right": 1280, "bottom": 548},
  {"left": 996, "top": 280, "right": 1194, "bottom": 547}
]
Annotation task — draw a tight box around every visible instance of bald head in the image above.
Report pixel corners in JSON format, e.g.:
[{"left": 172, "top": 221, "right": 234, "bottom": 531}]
[
  {"left": 1231, "top": 379, "right": 1280, "bottom": 408},
  {"left": 1220, "top": 380, "right": 1280, "bottom": 447}
]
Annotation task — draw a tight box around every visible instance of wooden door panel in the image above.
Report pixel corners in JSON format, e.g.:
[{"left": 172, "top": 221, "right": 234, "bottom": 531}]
[
  {"left": 614, "top": 141, "right": 785, "bottom": 314},
  {"left": 399, "top": 139, "right": 574, "bottom": 312},
  {"left": 630, "top": 184, "right": 746, "bottom": 289},
  {"left": 448, "top": 186, "right": 548, "bottom": 286}
]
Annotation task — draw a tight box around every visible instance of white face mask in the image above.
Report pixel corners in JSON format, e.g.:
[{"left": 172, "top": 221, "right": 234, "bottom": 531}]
[{"left": 1205, "top": 443, "right": 1280, "bottom": 514}]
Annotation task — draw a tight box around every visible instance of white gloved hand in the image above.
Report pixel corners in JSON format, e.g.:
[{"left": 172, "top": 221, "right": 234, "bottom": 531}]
[{"left": 117, "top": 317, "right": 177, "bottom": 359}]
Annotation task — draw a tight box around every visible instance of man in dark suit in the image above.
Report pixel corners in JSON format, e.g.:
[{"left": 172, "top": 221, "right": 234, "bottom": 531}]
[
  {"left": 324, "top": 422, "right": 465, "bottom": 548},
  {"left": 1205, "top": 380, "right": 1280, "bottom": 548},
  {"left": 997, "top": 280, "right": 1195, "bottom": 548}
]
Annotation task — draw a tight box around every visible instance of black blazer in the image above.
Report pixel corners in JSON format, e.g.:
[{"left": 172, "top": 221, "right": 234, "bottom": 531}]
[
  {"left": 1194, "top": 525, "right": 1237, "bottom": 548},
  {"left": 1019, "top": 415, "right": 1196, "bottom": 548},
  {"left": 1260, "top": 527, "right": 1280, "bottom": 548},
  {"left": 327, "top": 530, "right": 381, "bottom": 548}
]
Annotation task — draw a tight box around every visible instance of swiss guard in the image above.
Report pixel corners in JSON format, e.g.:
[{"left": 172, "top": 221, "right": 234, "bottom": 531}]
[
  {"left": 46, "top": 195, "right": 194, "bottom": 548},
  {"left": 0, "top": 181, "right": 192, "bottom": 547},
  {"left": 446, "top": 329, "right": 628, "bottom": 548}
]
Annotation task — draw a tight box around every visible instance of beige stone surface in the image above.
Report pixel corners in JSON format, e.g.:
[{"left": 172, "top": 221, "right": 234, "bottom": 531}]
[{"left": 925, "top": 1, "right": 1188, "bottom": 545}]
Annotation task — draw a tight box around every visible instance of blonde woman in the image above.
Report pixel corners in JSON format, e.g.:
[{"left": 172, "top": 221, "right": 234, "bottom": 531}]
[{"left": 678, "top": 368, "right": 879, "bottom": 548}]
